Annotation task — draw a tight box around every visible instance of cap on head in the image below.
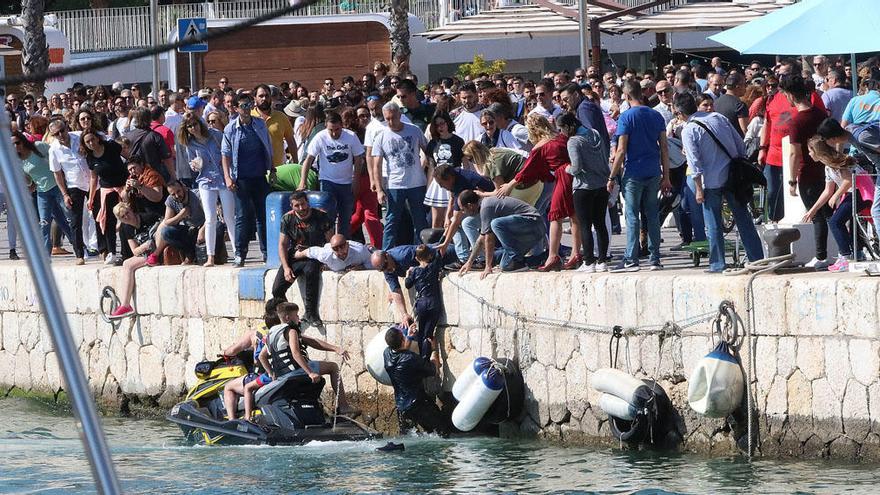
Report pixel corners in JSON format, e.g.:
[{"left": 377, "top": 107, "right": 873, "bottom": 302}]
[{"left": 186, "top": 95, "right": 206, "bottom": 110}]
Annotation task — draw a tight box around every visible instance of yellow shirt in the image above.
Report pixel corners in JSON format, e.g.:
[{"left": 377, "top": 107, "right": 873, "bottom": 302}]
[{"left": 251, "top": 109, "right": 294, "bottom": 166}]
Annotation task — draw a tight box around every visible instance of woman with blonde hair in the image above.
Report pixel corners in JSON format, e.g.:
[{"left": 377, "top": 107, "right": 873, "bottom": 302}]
[
  {"left": 462, "top": 140, "right": 541, "bottom": 206},
  {"left": 495, "top": 113, "right": 582, "bottom": 271},
  {"left": 177, "top": 111, "right": 236, "bottom": 266},
  {"left": 205, "top": 110, "right": 228, "bottom": 133}
]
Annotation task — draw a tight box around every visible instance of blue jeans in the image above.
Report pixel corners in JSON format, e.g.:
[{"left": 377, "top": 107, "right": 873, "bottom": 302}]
[
  {"left": 829, "top": 193, "right": 853, "bottom": 257},
  {"left": 764, "top": 165, "right": 784, "bottom": 222},
  {"left": 491, "top": 214, "right": 545, "bottom": 269},
  {"left": 622, "top": 175, "right": 661, "bottom": 264},
  {"left": 702, "top": 188, "right": 764, "bottom": 271},
  {"left": 454, "top": 214, "right": 481, "bottom": 262},
  {"left": 683, "top": 175, "right": 707, "bottom": 243},
  {"left": 320, "top": 180, "right": 354, "bottom": 238},
  {"left": 36, "top": 187, "right": 74, "bottom": 254},
  {"left": 234, "top": 176, "right": 269, "bottom": 260},
  {"left": 383, "top": 186, "right": 428, "bottom": 250}
]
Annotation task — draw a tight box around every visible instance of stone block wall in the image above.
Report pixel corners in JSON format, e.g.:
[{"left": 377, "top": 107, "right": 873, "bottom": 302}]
[{"left": 1, "top": 262, "right": 880, "bottom": 460}]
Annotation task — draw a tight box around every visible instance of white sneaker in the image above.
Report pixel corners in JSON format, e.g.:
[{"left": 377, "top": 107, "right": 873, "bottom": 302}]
[
  {"left": 805, "top": 257, "right": 831, "bottom": 270},
  {"left": 576, "top": 262, "right": 596, "bottom": 273},
  {"left": 595, "top": 262, "right": 607, "bottom": 272},
  {"left": 104, "top": 253, "right": 117, "bottom": 265}
]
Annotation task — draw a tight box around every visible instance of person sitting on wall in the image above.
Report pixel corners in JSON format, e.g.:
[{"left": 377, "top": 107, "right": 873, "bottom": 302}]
[
  {"left": 272, "top": 191, "right": 333, "bottom": 328},
  {"left": 292, "top": 233, "right": 373, "bottom": 273},
  {"left": 383, "top": 326, "right": 449, "bottom": 437},
  {"left": 107, "top": 202, "right": 163, "bottom": 319}
]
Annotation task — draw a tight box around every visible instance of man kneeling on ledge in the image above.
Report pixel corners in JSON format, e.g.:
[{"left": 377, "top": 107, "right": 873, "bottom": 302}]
[{"left": 384, "top": 326, "right": 449, "bottom": 437}]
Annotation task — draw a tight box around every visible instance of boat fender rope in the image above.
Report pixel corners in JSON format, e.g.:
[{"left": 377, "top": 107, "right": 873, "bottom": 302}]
[{"left": 609, "top": 326, "right": 623, "bottom": 369}]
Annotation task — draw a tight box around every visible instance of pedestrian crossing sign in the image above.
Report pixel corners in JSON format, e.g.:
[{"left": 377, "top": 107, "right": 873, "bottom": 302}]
[{"left": 178, "top": 17, "right": 208, "bottom": 53}]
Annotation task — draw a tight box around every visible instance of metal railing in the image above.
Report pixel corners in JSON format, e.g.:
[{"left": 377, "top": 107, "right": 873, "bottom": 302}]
[
  {"left": 52, "top": 0, "right": 697, "bottom": 53},
  {"left": 53, "top": 0, "right": 441, "bottom": 53}
]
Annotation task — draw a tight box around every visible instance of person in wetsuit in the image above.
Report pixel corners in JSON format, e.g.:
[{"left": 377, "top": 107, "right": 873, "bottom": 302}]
[{"left": 383, "top": 326, "right": 449, "bottom": 437}]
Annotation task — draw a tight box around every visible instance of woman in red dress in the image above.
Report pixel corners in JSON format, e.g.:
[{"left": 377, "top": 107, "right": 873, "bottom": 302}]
[{"left": 495, "top": 113, "right": 581, "bottom": 271}]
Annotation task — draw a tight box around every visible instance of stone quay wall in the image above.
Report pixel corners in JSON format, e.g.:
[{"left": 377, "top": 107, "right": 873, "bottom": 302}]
[{"left": 1, "top": 262, "right": 880, "bottom": 460}]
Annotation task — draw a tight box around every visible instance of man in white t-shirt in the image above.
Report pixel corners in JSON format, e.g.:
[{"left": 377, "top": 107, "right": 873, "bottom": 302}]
[
  {"left": 47, "top": 120, "right": 91, "bottom": 260},
  {"left": 528, "top": 81, "right": 563, "bottom": 126},
  {"left": 451, "top": 82, "right": 484, "bottom": 143},
  {"left": 298, "top": 111, "right": 365, "bottom": 237},
  {"left": 371, "top": 102, "right": 429, "bottom": 250},
  {"left": 293, "top": 233, "right": 372, "bottom": 272},
  {"left": 163, "top": 93, "right": 185, "bottom": 137}
]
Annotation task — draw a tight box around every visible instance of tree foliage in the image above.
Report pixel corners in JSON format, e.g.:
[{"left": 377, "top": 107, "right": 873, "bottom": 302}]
[{"left": 456, "top": 54, "right": 506, "bottom": 80}]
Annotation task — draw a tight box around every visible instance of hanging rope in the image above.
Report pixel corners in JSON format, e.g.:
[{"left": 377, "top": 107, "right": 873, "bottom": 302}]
[
  {"left": 609, "top": 326, "right": 623, "bottom": 369},
  {"left": 445, "top": 276, "right": 719, "bottom": 339},
  {"left": 729, "top": 253, "right": 793, "bottom": 458}
]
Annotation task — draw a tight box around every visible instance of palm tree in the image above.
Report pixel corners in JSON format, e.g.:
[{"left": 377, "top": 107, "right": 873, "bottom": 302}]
[
  {"left": 20, "top": 0, "right": 50, "bottom": 97},
  {"left": 388, "top": 0, "right": 411, "bottom": 76}
]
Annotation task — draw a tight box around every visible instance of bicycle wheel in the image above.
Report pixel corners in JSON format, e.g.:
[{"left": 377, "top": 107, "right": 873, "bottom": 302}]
[
  {"left": 721, "top": 199, "right": 735, "bottom": 234},
  {"left": 856, "top": 217, "right": 880, "bottom": 260}
]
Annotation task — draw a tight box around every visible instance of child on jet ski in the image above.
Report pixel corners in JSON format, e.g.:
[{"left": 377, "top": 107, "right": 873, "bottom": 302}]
[
  {"left": 221, "top": 298, "right": 284, "bottom": 421},
  {"left": 260, "top": 302, "right": 361, "bottom": 416}
]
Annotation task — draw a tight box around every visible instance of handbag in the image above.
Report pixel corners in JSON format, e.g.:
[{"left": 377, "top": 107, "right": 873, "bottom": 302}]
[{"left": 692, "top": 120, "right": 766, "bottom": 204}]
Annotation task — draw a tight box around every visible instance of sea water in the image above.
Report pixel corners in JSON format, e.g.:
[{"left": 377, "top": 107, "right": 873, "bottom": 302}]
[{"left": 0, "top": 398, "right": 876, "bottom": 494}]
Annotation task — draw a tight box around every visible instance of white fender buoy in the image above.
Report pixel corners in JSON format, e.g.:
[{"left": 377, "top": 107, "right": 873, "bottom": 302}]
[
  {"left": 592, "top": 368, "right": 646, "bottom": 405},
  {"left": 365, "top": 326, "right": 418, "bottom": 385},
  {"left": 452, "top": 366, "right": 505, "bottom": 432},
  {"left": 452, "top": 357, "right": 493, "bottom": 401},
  {"left": 688, "top": 342, "right": 743, "bottom": 418},
  {"left": 598, "top": 393, "right": 638, "bottom": 421}
]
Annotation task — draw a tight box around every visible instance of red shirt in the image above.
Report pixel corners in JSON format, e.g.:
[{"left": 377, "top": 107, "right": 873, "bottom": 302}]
[
  {"left": 150, "top": 121, "right": 176, "bottom": 158},
  {"left": 514, "top": 134, "right": 570, "bottom": 186},
  {"left": 763, "top": 91, "right": 826, "bottom": 167},
  {"left": 788, "top": 106, "right": 828, "bottom": 185}
]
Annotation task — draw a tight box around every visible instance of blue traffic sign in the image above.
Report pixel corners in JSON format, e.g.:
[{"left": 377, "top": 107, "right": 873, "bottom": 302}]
[{"left": 177, "top": 17, "right": 208, "bottom": 53}]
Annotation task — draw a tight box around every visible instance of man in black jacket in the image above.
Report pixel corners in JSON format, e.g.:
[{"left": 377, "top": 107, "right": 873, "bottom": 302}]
[{"left": 383, "top": 326, "right": 449, "bottom": 437}]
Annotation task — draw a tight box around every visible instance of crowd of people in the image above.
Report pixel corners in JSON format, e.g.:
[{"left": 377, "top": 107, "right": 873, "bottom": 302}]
[
  {"left": 6, "top": 53, "right": 880, "bottom": 435},
  {"left": 4, "top": 54, "right": 880, "bottom": 319}
]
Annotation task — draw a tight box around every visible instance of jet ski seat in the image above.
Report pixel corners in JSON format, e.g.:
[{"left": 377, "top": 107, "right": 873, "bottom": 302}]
[{"left": 254, "top": 373, "right": 326, "bottom": 406}]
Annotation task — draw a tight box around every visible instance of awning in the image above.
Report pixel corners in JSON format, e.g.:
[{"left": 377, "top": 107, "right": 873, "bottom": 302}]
[
  {"left": 416, "top": 4, "right": 629, "bottom": 42},
  {"left": 610, "top": 1, "right": 791, "bottom": 34},
  {"left": 709, "top": 0, "right": 880, "bottom": 54},
  {"left": 417, "top": 1, "right": 794, "bottom": 42}
]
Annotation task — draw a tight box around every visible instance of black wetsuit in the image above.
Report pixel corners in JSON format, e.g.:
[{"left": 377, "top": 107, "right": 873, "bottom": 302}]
[{"left": 383, "top": 346, "right": 449, "bottom": 437}]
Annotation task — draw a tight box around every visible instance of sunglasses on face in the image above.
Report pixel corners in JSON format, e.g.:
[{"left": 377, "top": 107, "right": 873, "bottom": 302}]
[
  {"left": 220, "top": 80, "right": 228, "bottom": 84},
  {"left": 186, "top": 123, "right": 198, "bottom": 128},
  {"left": 79, "top": 115, "right": 92, "bottom": 120},
  {"left": 207, "top": 119, "right": 218, "bottom": 124}
]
